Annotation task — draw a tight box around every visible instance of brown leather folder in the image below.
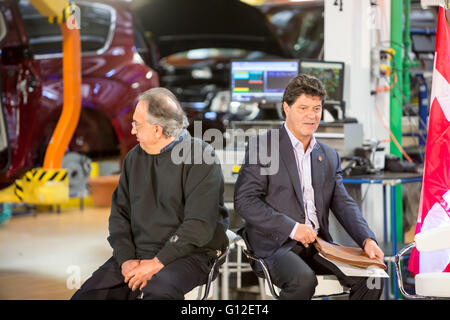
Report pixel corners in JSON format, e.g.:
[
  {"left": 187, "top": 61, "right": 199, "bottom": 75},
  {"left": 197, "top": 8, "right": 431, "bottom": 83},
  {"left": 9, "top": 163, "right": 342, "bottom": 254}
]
[{"left": 313, "top": 237, "right": 387, "bottom": 270}]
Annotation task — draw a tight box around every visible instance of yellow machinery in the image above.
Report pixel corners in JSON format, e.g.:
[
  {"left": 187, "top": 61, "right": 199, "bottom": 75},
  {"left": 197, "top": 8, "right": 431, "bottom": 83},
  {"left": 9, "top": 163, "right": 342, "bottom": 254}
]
[{"left": 1, "top": 0, "right": 82, "bottom": 205}]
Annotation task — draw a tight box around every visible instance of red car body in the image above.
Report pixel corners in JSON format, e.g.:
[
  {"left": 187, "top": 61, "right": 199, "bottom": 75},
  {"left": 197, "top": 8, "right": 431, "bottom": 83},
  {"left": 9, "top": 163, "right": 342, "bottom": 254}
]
[{"left": 0, "top": 0, "right": 159, "bottom": 189}]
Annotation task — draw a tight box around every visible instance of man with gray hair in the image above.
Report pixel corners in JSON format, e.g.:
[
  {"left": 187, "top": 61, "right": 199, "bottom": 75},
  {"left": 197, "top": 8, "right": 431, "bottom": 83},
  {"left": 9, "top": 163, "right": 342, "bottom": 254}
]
[{"left": 72, "top": 88, "right": 229, "bottom": 300}]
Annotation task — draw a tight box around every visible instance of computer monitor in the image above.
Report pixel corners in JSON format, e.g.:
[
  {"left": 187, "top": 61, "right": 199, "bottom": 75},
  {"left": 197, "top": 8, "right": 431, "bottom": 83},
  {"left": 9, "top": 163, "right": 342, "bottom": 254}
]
[
  {"left": 300, "top": 60, "right": 345, "bottom": 105},
  {"left": 230, "top": 60, "right": 300, "bottom": 103}
]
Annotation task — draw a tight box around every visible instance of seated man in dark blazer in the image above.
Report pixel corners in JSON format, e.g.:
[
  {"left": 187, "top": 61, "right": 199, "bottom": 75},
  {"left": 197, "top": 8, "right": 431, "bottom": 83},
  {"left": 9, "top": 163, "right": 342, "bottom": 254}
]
[{"left": 234, "top": 74, "right": 384, "bottom": 300}]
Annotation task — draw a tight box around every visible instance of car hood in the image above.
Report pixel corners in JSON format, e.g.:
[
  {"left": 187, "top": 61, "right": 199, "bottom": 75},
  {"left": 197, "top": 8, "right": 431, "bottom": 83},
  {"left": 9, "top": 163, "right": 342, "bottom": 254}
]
[{"left": 131, "top": 0, "right": 289, "bottom": 58}]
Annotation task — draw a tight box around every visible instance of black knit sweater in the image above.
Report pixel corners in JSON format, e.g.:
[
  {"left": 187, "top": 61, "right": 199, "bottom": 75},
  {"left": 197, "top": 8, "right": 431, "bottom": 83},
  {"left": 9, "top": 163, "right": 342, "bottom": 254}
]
[{"left": 107, "top": 134, "right": 229, "bottom": 267}]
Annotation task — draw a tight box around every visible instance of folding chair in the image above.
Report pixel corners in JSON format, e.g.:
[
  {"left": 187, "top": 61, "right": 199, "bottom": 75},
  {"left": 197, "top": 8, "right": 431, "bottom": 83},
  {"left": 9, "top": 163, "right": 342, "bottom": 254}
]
[
  {"left": 239, "top": 239, "right": 349, "bottom": 300},
  {"left": 394, "top": 224, "right": 450, "bottom": 299},
  {"left": 185, "top": 245, "right": 231, "bottom": 300},
  {"left": 218, "top": 230, "right": 265, "bottom": 299}
]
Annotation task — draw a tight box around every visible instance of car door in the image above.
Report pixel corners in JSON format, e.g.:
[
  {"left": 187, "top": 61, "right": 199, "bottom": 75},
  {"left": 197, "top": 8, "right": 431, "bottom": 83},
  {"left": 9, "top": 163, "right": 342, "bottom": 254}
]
[
  {"left": 0, "top": 5, "right": 9, "bottom": 174},
  {"left": 0, "top": 0, "right": 42, "bottom": 188}
]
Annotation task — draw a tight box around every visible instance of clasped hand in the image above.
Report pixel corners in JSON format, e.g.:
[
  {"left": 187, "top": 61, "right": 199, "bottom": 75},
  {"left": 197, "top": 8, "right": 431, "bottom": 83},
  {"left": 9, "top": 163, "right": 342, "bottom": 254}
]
[{"left": 121, "top": 258, "right": 164, "bottom": 291}]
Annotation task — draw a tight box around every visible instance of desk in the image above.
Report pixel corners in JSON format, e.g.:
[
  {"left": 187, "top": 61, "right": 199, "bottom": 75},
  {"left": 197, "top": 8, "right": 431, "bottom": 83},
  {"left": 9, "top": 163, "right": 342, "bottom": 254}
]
[{"left": 343, "top": 172, "right": 422, "bottom": 300}]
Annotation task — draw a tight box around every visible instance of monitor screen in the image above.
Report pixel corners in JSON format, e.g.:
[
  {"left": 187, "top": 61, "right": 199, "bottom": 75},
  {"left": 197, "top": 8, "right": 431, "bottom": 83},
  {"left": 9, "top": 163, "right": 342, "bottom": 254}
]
[
  {"left": 300, "top": 60, "right": 344, "bottom": 104},
  {"left": 230, "top": 60, "right": 299, "bottom": 103}
]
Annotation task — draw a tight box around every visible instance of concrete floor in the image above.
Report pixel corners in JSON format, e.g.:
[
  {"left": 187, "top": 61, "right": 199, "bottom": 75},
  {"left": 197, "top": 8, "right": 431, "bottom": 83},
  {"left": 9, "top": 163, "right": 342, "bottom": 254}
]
[
  {"left": 0, "top": 207, "right": 112, "bottom": 299},
  {"left": 0, "top": 206, "right": 260, "bottom": 300},
  {"left": 0, "top": 205, "right": 400, "bottom": 300}
]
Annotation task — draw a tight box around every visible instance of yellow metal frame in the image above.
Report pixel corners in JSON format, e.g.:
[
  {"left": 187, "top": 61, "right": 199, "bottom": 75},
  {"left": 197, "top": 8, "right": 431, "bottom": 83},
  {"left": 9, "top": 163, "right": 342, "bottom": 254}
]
[
  {"left": 43, "top": 20, "right": 81, "bottom": 169},
  {"left": 28, "top": 0, "right": 83, "bottom": 170},
  {"left": 22, "top": 168, "right": 69, "bottom": 204},
  {"left": 29, "top": 0, "right": 67, "bottom": 18}
]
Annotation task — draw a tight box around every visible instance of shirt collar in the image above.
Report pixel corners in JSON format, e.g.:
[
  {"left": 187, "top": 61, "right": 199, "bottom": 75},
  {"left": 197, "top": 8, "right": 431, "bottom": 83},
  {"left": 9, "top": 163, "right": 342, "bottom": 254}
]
[
  {"left": 160, "top": 129, "right": 187, "bottom": 153},
  {"left": 284, "top": 122, "right": 316, "bottom": 154}
]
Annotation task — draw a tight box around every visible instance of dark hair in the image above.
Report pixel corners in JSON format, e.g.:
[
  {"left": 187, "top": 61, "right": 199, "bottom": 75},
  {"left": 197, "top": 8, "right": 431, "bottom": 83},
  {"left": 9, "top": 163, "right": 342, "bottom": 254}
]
[
  {"left": 281, "top": 74, "right": 327, "bottom": 118},
  {"left": 138, "top": 87, "right": 188, "bottom": 138}
]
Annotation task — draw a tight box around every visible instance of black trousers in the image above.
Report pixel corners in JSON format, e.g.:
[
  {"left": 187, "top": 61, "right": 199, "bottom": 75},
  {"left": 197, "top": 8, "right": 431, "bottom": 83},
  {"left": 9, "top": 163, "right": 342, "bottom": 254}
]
[
  {"left": 266, "top": 243, "right": 384, "bottom": 300},
  {"left": 71, "top": 254, "right": 212, "bottom": 300}
]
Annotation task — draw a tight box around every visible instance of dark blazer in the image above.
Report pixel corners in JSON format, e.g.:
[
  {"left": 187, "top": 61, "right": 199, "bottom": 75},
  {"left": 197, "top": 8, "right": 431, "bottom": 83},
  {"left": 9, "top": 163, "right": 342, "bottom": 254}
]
[{"left": 234, "top": 125, "right": 376, "bottom": 269}]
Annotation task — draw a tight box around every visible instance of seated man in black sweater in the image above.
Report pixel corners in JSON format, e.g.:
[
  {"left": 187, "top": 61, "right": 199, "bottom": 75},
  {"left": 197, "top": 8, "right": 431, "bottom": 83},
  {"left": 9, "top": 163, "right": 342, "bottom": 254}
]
[{"left": 72, "top": 88, "right": 229, "bottom": 300}]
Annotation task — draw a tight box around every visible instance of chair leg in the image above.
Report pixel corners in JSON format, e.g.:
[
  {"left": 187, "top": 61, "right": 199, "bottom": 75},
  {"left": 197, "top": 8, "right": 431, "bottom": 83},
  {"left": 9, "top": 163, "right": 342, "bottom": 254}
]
[
  {"left": 221, "top": 255, "right": 230, "bottom": 300},
  {"left": 213, "top": 278, "right": 219, "bottom": 300},
  {"left": 258, "top": 278, "right": 266, "bottom": 300},
  {"left": 237, "top": 247, "right": 242, "bottom": 288}
]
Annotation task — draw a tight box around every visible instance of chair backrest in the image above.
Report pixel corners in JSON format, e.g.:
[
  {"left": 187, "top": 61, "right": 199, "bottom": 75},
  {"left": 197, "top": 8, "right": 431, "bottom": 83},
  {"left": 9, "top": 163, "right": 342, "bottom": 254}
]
[
  {"left": 226, "top": 229, "right": 241, "bottom": 247},
  {"left": 394, "top": 224, "right": 450, "bottom": 299},
  {"left": 415, "top": 224, "right": 450, "bottom": 253}
]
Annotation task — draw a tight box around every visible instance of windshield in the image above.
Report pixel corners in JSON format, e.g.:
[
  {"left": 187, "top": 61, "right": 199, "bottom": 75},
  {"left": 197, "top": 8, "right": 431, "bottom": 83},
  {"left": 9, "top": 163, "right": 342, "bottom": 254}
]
[{"left": 259, "top": 3, "right": 324, "bottom": 59}]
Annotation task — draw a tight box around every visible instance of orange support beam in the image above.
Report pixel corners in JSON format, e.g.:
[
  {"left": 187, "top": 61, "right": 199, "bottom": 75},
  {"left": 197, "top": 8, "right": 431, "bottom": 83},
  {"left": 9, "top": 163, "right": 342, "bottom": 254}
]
[{"left": 43, "top": 21, "right": 81, "bottom": 169}]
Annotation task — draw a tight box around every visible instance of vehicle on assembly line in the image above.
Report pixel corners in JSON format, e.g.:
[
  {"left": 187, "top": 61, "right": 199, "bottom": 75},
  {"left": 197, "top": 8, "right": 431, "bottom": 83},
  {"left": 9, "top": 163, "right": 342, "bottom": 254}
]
[
  {"left": 131, "top": 0, "right": 324, "bottom": 142},
  {"left": 258, "top": 0, "right": 324, "bottom": 61},
  {"left": 0, "top": 0, "right": 159, "bottom": 189}
]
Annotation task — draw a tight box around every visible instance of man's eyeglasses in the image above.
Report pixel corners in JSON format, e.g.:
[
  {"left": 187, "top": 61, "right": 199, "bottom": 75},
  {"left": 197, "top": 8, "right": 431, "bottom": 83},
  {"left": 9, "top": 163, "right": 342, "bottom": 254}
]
[
  {"left": 132, "top": 120, "right": 157, "bottom": 131},
  {"left": 132, "top": 121, "right": 145, "bottom": 130}
]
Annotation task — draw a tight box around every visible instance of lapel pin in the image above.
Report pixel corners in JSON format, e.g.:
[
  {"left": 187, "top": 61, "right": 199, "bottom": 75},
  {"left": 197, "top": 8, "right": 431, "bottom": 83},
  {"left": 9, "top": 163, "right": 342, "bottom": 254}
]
[{"left": 318, "top": 156, "right": 322, "bottom": 162}]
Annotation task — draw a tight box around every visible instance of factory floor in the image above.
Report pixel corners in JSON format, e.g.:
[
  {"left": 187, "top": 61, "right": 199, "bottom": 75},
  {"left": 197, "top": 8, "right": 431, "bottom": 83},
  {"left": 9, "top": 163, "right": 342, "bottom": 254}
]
[
  {"left": 0, "top": 207, "right": 112, "bottom": 300},
  {"left": 0, "top": 204, "right": 409, "bottom": 300},
  {"left": 0, "top": 205, "right": 261, "bottom": 300}
]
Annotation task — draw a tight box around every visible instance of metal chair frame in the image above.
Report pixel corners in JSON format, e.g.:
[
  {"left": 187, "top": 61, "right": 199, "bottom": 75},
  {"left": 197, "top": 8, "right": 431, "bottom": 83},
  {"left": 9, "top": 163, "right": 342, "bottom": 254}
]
[
  {"left": 394, "top": 242, "right": 449, "bottom": 300},
  {"left": 198, "top": 245, "right": 231, "bottom": 300},
  {"left": 218, "top": 231, "right": 262, "bottom": 299},
  {"left": 242, "top": 247, "right": 350, "bottom": 300}
]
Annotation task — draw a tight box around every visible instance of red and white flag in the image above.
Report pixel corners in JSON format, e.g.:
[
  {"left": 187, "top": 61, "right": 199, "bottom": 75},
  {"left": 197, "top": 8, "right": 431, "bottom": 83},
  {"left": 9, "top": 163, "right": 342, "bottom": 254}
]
[{"left": 409, "top": 5, "right": 450, "bottom": 276}]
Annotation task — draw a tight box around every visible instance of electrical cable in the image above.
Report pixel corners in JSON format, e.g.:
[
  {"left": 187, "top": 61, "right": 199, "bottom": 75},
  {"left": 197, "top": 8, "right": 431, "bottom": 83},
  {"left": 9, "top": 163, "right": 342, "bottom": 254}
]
[
  {"left": 373, "top": 48, "right": 428, "bottom": 163},
  {"left": 373, "top": 73, "right": 397, "bottom": 93},
  {"left": 374, "top": 102, "right": 414, "bottom": 163}
]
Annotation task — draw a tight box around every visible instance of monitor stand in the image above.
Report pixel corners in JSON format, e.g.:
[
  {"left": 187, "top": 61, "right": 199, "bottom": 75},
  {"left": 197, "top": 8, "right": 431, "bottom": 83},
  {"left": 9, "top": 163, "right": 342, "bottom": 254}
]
[
  {"left": 322, "top": 101, "right": 346, "bottom": 121},
  {"left": 253, "top": 102, "right": 283, "bottom": 120}
]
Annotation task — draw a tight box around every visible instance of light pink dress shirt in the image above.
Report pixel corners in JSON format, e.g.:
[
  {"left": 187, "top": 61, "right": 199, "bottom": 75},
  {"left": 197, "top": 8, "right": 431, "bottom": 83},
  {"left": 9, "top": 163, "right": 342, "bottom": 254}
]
[{"left": 284, "top": 123, "right": 320, "bottom": 239}]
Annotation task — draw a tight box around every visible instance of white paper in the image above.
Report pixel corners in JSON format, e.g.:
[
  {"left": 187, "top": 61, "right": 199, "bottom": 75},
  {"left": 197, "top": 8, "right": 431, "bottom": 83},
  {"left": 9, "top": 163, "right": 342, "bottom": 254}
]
[{"left": 318, "top": 253, "right": 390, "bottom": 278}]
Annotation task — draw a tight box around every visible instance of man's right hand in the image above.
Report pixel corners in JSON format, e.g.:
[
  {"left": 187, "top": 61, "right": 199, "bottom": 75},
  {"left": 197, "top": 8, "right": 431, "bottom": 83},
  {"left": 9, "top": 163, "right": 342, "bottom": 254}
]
[
  {"left": 293, "top": 224, "right": 317, "bottom": 248},
  {"left": 121, "top": 259, "right": 140, "bottom": 279}
]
